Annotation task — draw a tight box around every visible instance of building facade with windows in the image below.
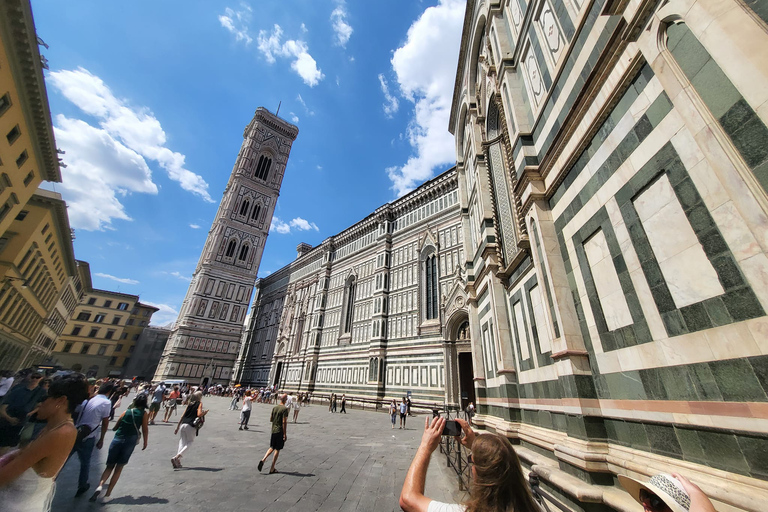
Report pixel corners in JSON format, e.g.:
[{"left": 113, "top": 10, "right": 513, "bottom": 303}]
[
  {"left": 51, "top": 261, "right": 156, "bottom": 378},
  {"left": 0, "top": 189, "right": 78, "bottom": 370},
  {"left": 0, "top": 1, "right": 81, "bottom": 372},
  {"left": 233, "top": 169, "right": 469, "bottom": 407},
  {"left": 154, "top": 108, "right": 298, "bottom": 387},
  {"left": 447, "top": 0, "right": 768, "bottom": 510}
]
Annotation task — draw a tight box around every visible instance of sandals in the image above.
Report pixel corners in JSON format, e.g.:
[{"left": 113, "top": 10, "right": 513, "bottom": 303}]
[
  {"left": 171, "top": 457, "right": 182, "bottom": 469},
  {"left": 269, "top": 469, "right": 278, "bottom": 474}
]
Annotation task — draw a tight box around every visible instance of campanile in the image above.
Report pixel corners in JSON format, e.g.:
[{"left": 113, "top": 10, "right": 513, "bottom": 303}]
[{"left": 154, "top": 108, "right": 298, "bottom": 385}]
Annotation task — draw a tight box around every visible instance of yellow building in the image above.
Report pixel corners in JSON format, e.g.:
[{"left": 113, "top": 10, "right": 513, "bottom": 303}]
[
  {"left": 51, "top": 261, "right": 157, "bottom": 378},
  {"left": 0, "top": 1, "right": 76, "bottom": 372},
  {"left": 0, "top": 189, "right": 78, "bottom": 370},
  {"left": 0, "top": 0, "right": 60, "bottom": 235}
]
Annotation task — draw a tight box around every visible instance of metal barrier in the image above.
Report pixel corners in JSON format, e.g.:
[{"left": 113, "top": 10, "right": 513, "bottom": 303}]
[{"left": 438, "top": 406, "right": 472, "bottom": 491}]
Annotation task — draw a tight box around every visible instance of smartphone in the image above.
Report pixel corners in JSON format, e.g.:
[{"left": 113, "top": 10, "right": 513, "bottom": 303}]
[{"left": 442, "top": 420, "right": 461, "bottom": 436}]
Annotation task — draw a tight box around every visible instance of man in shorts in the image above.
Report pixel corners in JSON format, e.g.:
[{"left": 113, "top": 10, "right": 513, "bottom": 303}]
[
  {"left": 257, "top": 394, "right": 288, "bottom": 474},
  {"left": 148, "top": 382, "right": 165, "bottom": 425}
]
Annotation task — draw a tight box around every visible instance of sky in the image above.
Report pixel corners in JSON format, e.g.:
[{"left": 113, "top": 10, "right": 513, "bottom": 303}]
[{"left": 31, "top": 0, "right": 466, "bottom": 326}]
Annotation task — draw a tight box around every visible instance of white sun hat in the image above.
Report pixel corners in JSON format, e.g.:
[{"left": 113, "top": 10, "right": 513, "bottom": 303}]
[{"left": 618, "top": 473, "right": 691, "bottom": 512}]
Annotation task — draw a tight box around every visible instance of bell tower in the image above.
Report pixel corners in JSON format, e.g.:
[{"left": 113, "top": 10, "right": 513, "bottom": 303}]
[{"left": 154, "top": 108, "right": 298, "bottom": 385}]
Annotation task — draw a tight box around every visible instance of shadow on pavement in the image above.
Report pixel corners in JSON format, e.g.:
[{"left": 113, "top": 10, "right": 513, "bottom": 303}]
[
  {"left": 177, "top": 467, "right": 224, "bottom": 472},
  {"left": 275, "top": 471, "right": 316, "bottom": 477},
  {"left": 107, "top": 496, "right": 169, "bottom": 505}
]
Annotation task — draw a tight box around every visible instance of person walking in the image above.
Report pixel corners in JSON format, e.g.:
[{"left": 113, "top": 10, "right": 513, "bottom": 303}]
[
  {"left": 257, "top": 394, "right": 288, "bottom": 474},
  {"left": 399, "top": 397, "right": 408, "bottom": 429},
  {"left": 406, "top": 396, "right": 413, "bottom": 416},
  {"left": 148, "top": 383, "right": 165, "bottom": 425},
  {"left": 291, "top": 393, "right": 300, "bottom": 423},
  {"left": 389, "top": 399, "right": 398, "bottom": 429},
  {"left": 89, "top": 394, "right": 149, "bottom": 503},
  {"left": 332, "top": 393, "right": 337, "bottom": 413},
  {"left": 229, "top": 389, "right": 240, "bottom": 411},
  {"left": 239, "top": 391, "right": 253, "bottom": 430},
  {"left": 72, "top": 382, "right": 114, "bottom": 497},
  {"left": 340, "top": 394, "right": 347, "bottom": 414},
  {"left": 162, "top": 386, "right": 180, "bottom": 423},
  {"left": 0, "top": 372, "right": 45, "bottom": 455},
  {"left": 171, "top": 391, "right": 207, "bottom": 469}
]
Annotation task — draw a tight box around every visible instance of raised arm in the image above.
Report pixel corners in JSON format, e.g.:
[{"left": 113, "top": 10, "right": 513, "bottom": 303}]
[{"left": 399, "top": 416, "right": 445, "bottom": 512}]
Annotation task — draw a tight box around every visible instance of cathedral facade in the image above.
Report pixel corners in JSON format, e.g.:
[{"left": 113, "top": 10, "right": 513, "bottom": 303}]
[
  {"left": 235, "top": 0, "right": 768, "bottom": 509},
  {"left": 154, "top": 108, "right": 298, "bottom": 386},
  {"left": 448, "top": 0, "right": 768, "bottom": 510},
  {"left": 233, "top": 169, "right": 470, "bottom": 406}
]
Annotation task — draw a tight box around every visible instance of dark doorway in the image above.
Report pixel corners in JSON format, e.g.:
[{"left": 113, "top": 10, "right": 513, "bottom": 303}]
[
  {"left": 201, "top": 377, "right": 209, "bottom": 388},
  {"left": 273, "top": 361, "right": 283, "bottom": 386},
  {"left": 458, "top": 352, "right": 475, "bottom": 412}
]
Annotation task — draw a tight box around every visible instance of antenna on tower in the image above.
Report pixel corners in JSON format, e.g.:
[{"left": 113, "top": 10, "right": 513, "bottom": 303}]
[{"left": 276, "top": 101, "right": 281, "bottom": 116}]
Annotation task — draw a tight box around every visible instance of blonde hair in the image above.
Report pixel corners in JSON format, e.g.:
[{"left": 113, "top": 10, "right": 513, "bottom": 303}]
[{"left": 464, "top": 433, "right": 539, "bottom": 512}]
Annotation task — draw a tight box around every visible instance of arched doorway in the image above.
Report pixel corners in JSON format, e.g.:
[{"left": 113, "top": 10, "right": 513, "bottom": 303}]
[{"left": 444, "top": 312, "right": 475, "bottom": 411}]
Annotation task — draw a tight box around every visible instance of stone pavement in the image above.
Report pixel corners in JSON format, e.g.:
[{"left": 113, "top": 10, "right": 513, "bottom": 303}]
[{"left": 50, "top": 395, "right": 464, "bottom": 512}]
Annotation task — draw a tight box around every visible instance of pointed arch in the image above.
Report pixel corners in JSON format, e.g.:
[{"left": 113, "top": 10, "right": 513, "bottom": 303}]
[
  {"left": 225, "top": 239, "right": 237, "bottom": 258},
  {"left": 254, "top": 153, "right": 274, "bottom": 181},
  {"left": 251, "top": 202, "right": 262, "bottom": 221},
  {"left": 239, "top": 199, "right": 250, "bottom": 216},
  {"left": 238, "top": 243, "right": 250, "bottom": 261}
]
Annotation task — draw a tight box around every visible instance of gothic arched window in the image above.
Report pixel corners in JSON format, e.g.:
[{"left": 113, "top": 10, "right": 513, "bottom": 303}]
[
  {"left": 424, "top": 253, "right": 439, "bottom": 320},
  {"left": 254, "top": 155, "right": 273, "bottom": 181},
  {"left": 225, "top": 239, "right": 237, "bottom": 258},
  {"left": 238, "top": 244, "right": 249, "bottom": 261},
  {"left": 251, "top": 203, "right": 261, "bottom": 221},
  {"left": 239, "top": 199, "right": 250, "bottom": 216},
  {"left": 342, "top": 276, "right": 356, "bottom": 334}
]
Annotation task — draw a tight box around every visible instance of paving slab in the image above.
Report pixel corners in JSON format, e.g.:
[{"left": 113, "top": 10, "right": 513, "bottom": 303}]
[{"left": 49, "top": 395, "right": 463, "bottom": 512}]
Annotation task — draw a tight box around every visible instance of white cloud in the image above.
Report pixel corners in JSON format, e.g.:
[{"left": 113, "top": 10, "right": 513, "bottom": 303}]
[
  {"left": 330, "top": 4, "right": 353, "bottom": 48},
  {"left": 290, "top": 217, "right": 319, "bottom": 231},
  {"left": 189, "top": 224, "right": 201, "bottom": 229},
  {"left": 269, "top": 216, "right": 319, "bottom": 234},
  {"left": 94, "top": 272, "right": 139, "bottom": 285},
  {"left": 270, "top": 216, "right": 292, "bottom": 234},
  {"left": 289, "top": 112, "right": 299, "bottom": 123},
  {"left": 296, "top": 94, "right": 314, "bottom": 116},
  {"left": 168, "top": 271, "right": 191, "bottom": 282},
  {"left": 143, "top": 301, "right": 180, "bottom": 327},
  {"left": 316, "top": 165, "right": 323, "bottom": 170},
  {"left": 48, "top": 68, "right": 213, "bottom": 230},
  {"left": 386, "top": 0, "right": 464, "bottom": 196},
  {"left": 218, "top": 4, "right": 253, "bottom": 45},
  {"left": 378, "top": 74, "right": 399, "bottom": 118},
  {"left": 257, "top": 25, "right": 325, "bottom": 87}
]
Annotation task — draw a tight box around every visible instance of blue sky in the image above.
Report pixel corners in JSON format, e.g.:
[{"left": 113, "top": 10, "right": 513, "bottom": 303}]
[{"left": 31, "top": 0, "right": 465, "bottom": 325}]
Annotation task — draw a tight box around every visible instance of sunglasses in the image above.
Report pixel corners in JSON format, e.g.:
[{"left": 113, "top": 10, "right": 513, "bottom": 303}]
[{"left": 639, "top": 489, "right": 671, "bottom": 512}]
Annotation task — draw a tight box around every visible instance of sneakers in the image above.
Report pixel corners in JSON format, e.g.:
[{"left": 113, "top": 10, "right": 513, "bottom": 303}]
[
  {"left": 238, "top": 426, "right": 243, "bottom": 430},
  {"left": 243, "top": 426, "right": 248, "bottom": 430},
  {"left": 75, "top": 483, "right": 90, "bottom": 497},
  {"left": 258, "top": 460, "right": 264, "bottom": 472},
  {"left": 89, "top": 486, "right": 102, "bottom": 502}
]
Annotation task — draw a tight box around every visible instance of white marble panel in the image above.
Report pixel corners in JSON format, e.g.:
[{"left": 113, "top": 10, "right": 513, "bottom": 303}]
[
  {"left": 583, "top": 231, "right": 634, "bottom": 330},
  {"left": 634, "top": 175, "right": 723, "bottom": 308},
  {"left": 529, "top": 285, "right": 553, "bottom": 354},
  {"left": 513, "top": 300, "right": 530, "bottom": 360}
]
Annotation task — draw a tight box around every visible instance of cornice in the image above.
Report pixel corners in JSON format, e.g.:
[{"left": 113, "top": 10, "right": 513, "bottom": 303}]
[
  {"left": 28, "top": 189, "right": 76, "bottom": 276},
  {"left": 0, "top": 0, "right": 60, "bottom": 182},
  {"left": 245, "top": 107, "right": 299, "bottom": 141},
  {"left": 449, "top": 0, "right": 477, "bottom": 132}
]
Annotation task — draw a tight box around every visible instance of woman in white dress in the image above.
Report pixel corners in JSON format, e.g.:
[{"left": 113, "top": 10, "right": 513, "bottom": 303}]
[{"left": 0, "top": 373, "right": 90, "bottom": 512}]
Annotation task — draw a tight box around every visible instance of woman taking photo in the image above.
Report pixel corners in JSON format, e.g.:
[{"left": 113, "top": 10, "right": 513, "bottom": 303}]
[
  {"left": 400, "top": 417, "right": 540, "bottom": 512},
  {"left": 0, "top": 373, "right": 90, "bottom": 512},
  {"left": 171, "top": 391, "right": 206, "bottom": 468},
  {"left": 89, "top": 394, "right": 149, "bottom": 503}
]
